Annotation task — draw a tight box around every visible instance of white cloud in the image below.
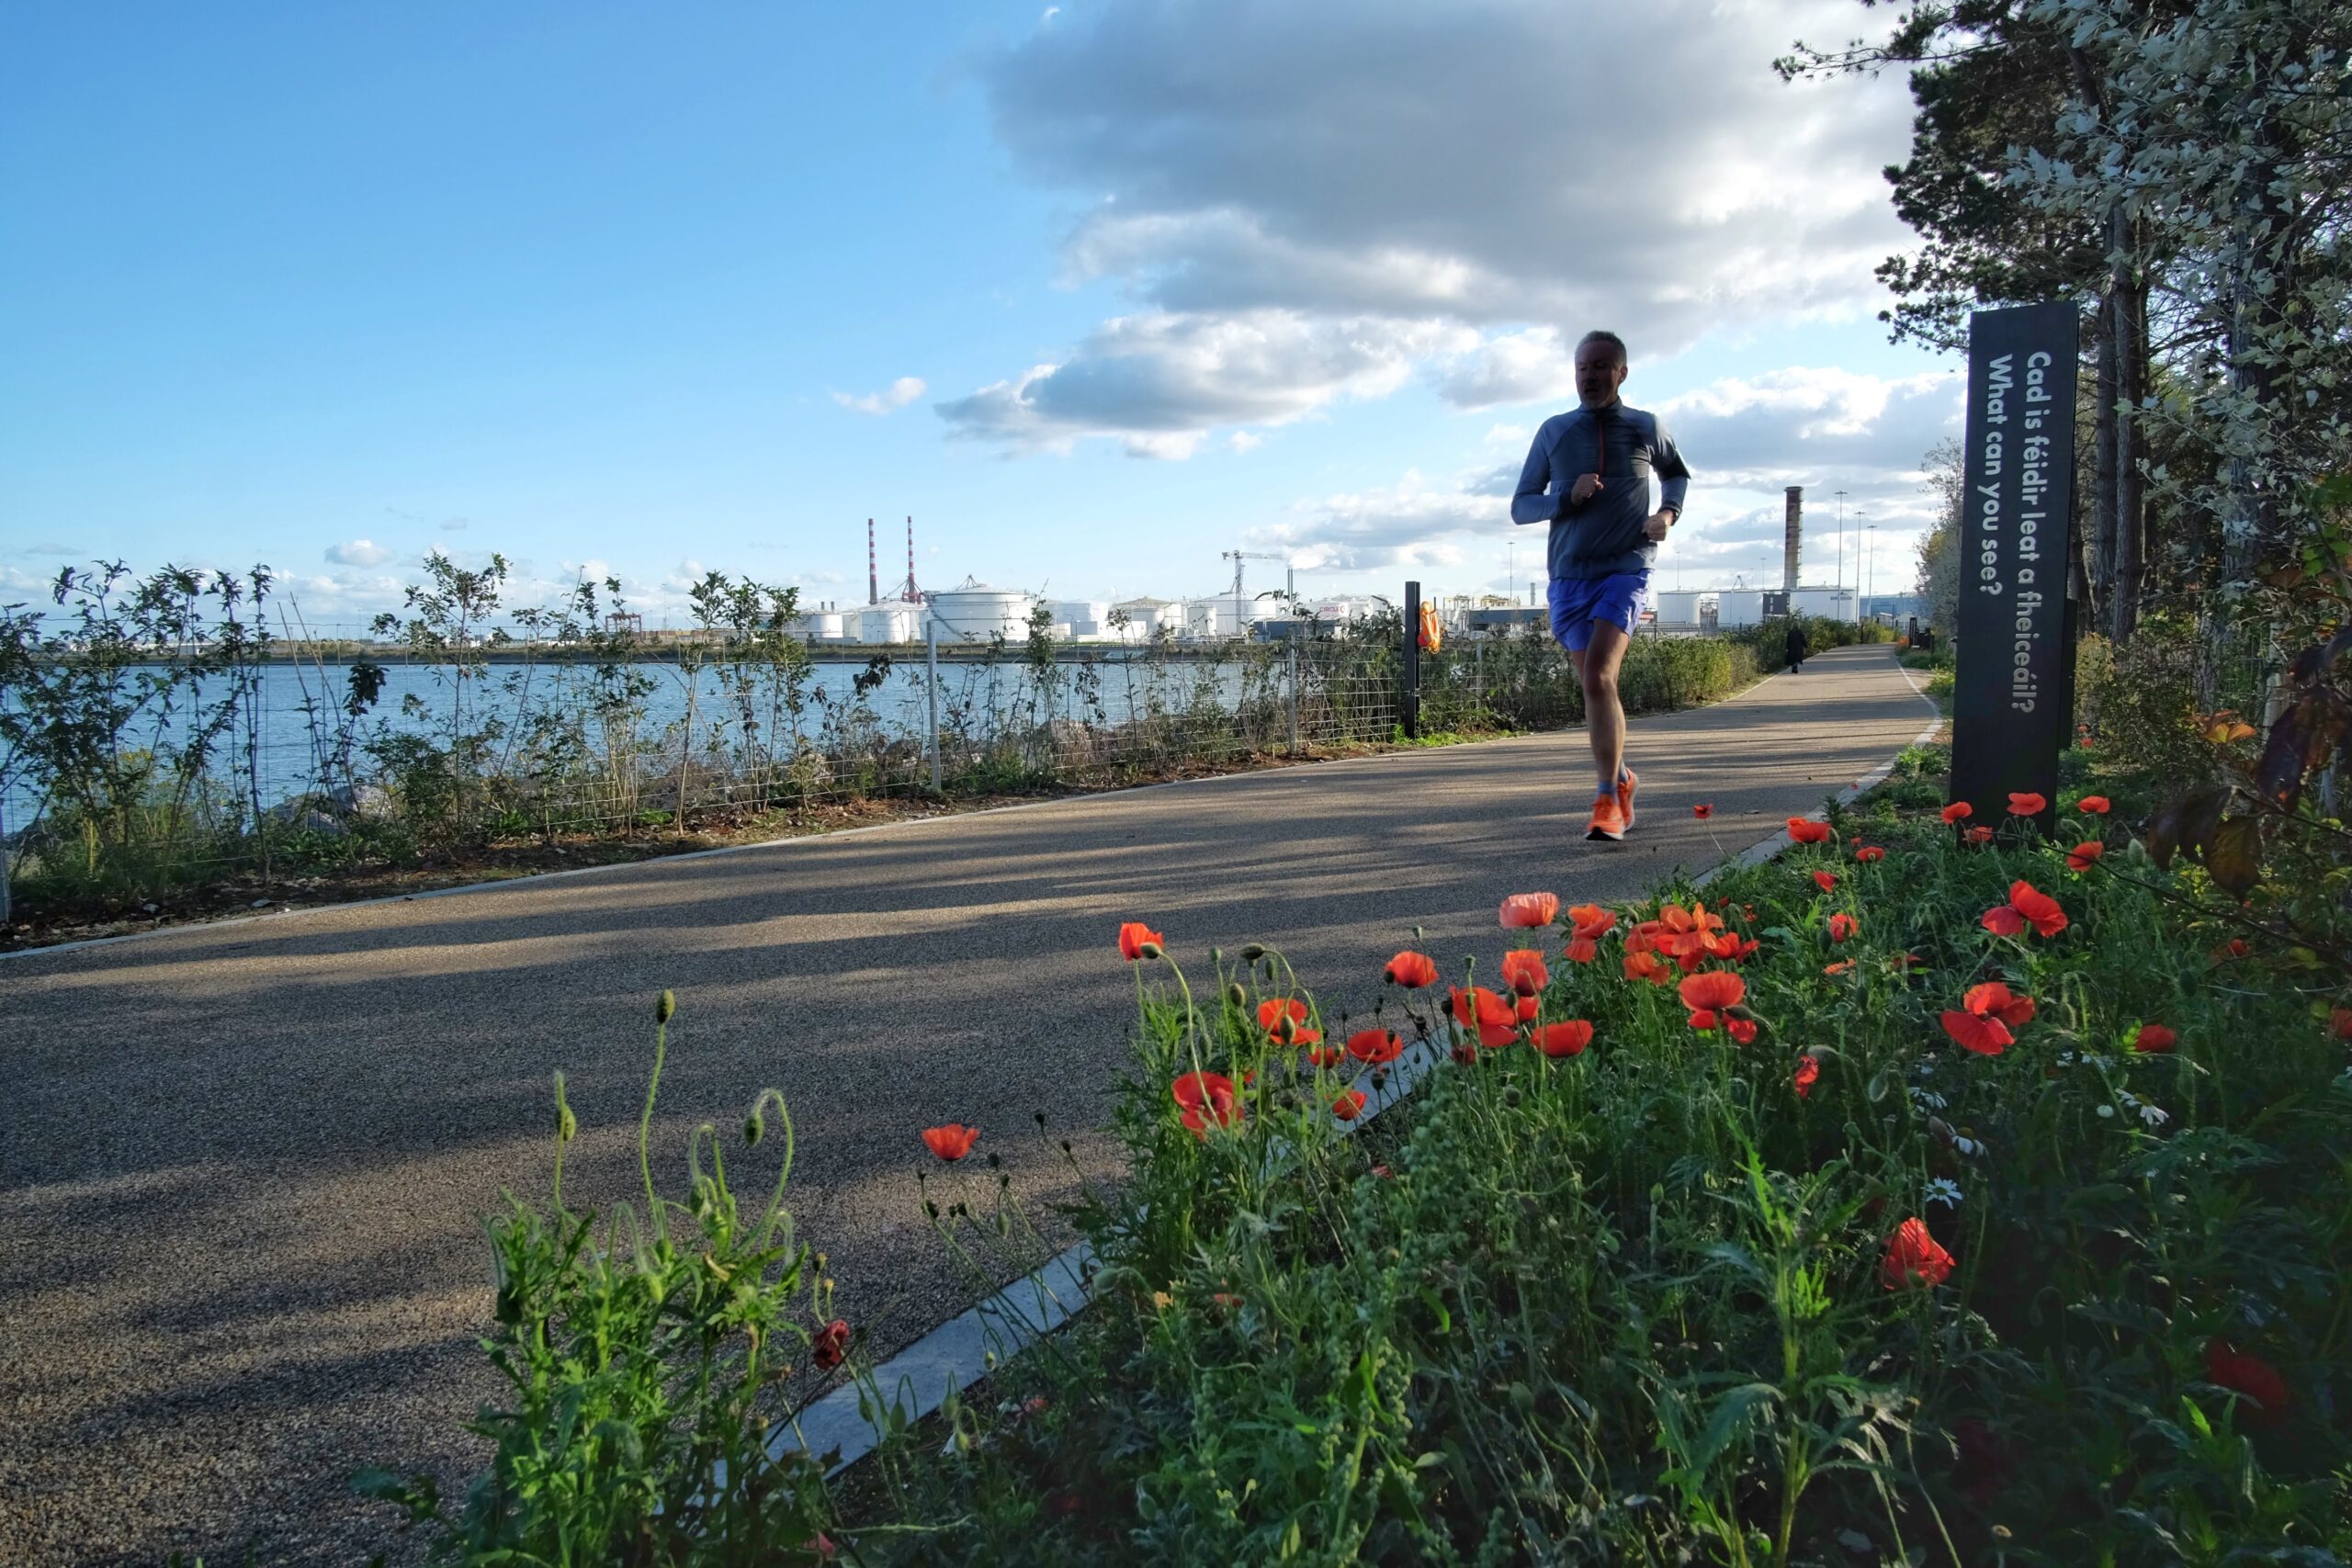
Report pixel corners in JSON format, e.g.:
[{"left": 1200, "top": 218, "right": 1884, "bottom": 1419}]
[
  {"left": 1227, "top": 430, "right": 1263, "bottom": 453},
  {"left": 831, "top": 376, "right": 929, "bottom": 415},
  {"left": 325, "top": 539, "right": 394, "bottom": 567},
  {"left": 936, "top": 310, "right": 1474, "bottom": 455},
  {"left": 942, "top": 0, "right": 1918, "bottom": 452},
  {"left": 1248, "top": 363, "right": 1957, "bottom": 591},
  {"left": 1658, "top": 367, "right": 1962, "bottom": 487},
  {"left": 438, "top": 517, "right": 470, "bottom": 532}
]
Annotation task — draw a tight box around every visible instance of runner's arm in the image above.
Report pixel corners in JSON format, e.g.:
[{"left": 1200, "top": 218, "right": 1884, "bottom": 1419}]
[
  {"left": 1652, "top": 416, "right": 1691, "bottom": 519},
  {"left": 1510, "top": 422, "right": 1564, "bottom": 525}
]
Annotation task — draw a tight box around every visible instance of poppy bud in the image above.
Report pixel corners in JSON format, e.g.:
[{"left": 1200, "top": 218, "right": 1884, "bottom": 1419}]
[
  {"left": 656, "top": 989, "right": 676, "bottom": 1023},
  {"left": 1225, "top": 982, "right": 1248, "bottom": 1010},
  {"left": 1239, "top": 943, "right": 1266, "bottom": 964},
  {"left": 1138, "top": 941, "right": 1164, "bottom": 961},
  {"left": 552, "top": 1071, "right": 576, "bottom": 1144},
  {"left": 743, "top": 1112, "right": 763, "bottom": 1146}
]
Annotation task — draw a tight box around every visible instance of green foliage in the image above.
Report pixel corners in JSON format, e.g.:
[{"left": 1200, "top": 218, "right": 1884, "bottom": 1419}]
[
  {"left": 2077, "top": 615, "right": 2208, "bottom": 781},
  {"left": 865, "top": 798, "right": 2352, "bottom": 1566},
  {"left": 0, "top": 561, "right": 280, "bottom": 902},
  {"left": 356, "top": 1001, "right": 847, "bottom": 1564}
]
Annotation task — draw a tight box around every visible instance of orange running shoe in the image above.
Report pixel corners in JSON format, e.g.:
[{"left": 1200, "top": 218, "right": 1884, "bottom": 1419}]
[
  {"left": 1587, "top": 794, "right": 1626, "bottom": 842},
  {"left": 1617, "top": 766, "right": 1638, "bottom": 830}
]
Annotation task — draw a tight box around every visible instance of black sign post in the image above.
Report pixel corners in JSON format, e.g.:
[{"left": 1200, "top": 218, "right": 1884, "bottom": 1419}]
[
  {"left": 1951, "top": 301, "right": 2078, "bottom": 835},
  {"left": 1401, "top": 580, "right": 1422, "bottom": 739}
]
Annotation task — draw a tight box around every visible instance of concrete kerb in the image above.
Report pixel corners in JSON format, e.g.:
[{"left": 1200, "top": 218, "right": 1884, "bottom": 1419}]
[
  {"left": 0, "top": 655, "right": 1828, "bottom": 966},
  {"left": 774, "top": 670, "right": 1944, "bottom": 1478}
]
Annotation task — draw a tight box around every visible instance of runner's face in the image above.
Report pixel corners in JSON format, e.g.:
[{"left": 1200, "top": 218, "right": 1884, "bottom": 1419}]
[{"left": 1574, "top": 344, "right": 1627, "bottom": 408}]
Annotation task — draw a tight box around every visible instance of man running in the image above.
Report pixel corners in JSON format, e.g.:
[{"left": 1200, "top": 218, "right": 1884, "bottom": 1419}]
[{"left": 1510, "top": 330, "right": 1691, "bottom": 841}]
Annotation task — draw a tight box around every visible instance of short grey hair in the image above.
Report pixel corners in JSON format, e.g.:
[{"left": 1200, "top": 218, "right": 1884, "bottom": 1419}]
[{"left": 1577, "top": 329, "right": 1628, "bottom": 364}]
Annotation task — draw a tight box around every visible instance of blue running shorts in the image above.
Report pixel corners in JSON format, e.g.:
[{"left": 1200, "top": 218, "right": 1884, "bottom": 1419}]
[{"left": 1547, "top": 572, "right": 1649, "bottom": 652}]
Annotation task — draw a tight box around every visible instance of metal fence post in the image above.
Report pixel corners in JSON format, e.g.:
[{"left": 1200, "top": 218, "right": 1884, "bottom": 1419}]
[
  {"left": 925, "top": 615, "right": 943, "bottom": 792},
  {"left": 1287, "top": 627, "right": 1301, "bottom": 754},
  {"left": 1402, "top": 580, "right": 1422, "bottom": 740}
]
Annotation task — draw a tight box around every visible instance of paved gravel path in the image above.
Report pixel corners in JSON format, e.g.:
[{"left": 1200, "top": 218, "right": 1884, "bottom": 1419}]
[{"left": 0, "top": 646, "right": 1929, "bottom": 1566}]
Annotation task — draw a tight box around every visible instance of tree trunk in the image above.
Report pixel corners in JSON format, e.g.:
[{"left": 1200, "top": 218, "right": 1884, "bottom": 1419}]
[
  {"left": 2109, "top": 186, "right": 2147, "bottom": 644},
  {"left": 2091, "top": 284, "right": 2120, "bottom": 628}
]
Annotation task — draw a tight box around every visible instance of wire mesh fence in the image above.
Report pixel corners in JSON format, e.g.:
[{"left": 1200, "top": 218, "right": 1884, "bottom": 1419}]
[{"left": 3, "top": 595, "right": 1766, "bottom": 911}]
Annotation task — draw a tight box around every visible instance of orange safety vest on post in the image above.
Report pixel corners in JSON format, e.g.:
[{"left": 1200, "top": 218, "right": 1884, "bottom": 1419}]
[{"left": 1417, "top": 601, "right": 1444, "bottom": 653}]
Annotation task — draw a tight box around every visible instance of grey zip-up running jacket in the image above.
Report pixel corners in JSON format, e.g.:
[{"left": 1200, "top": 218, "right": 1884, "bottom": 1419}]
[{"left": 1510, "top": 401, "right": 1691, "bottom": 581}]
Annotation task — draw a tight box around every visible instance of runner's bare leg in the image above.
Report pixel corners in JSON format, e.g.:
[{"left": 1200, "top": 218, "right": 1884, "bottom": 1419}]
[{"left": 1569, "top": 618, "right": 1630, "bottom": 796}]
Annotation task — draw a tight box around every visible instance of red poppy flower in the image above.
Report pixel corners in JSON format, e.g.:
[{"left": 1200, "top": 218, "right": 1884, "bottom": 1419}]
[
  {"left": 1793, "top": 1055, "right": 1820, "bottom": 1098},
  {"left": 921, "top": 1123, "right": 978, "bottom": 1162},
  {"left": 1450, "top": 1041, "right": 1479, "bottom": 1066},
  {"left": 2214, "top": 937, "right": 2249, "bottom": 961},
  {"left": 1369, "top": 1164, "right": 1393, "bottom": 1179},
  {"left": 1499, "top": 891, "right": 1560, "bottom": 929},
  {"left": 1881, "top": 1218, "right": 1955, "bottom": 1290},
  {"left": 812, "top": 1317, "right": 852, "bottom": 1369},
  {"left": 1679, "top": 970, "right": 1747, "bottom": 1014},
  {"left": 1564, "top": 935, "right": 1599, "bottom": 964},
  {"left": 1258, "top": 997, "right": 1321, "bottom": 1045},
  {"left": 2066, "top": 840, "right": 2105, "bottom": 872},
  {"left": 2333, "top": 1007, "right": 2352, "bottom": 1042},
  {"left": 1533, "top": 1020, "right": 1593, "bottom": 1057},
  {"left": 1171, "top": 1071, "right": 1243, "bottom": 1136},
  {"left": 1813, "top": 870, "right": 1839, "bottom": 893},
  {"left": 1828, "top": 912, "right": 1857, "bottom": 943},
  {"left": 1514, "top": 994, "right": 1540, "bottom": 1022},
  {"left": 2203, "top": 1339, "right": 2290, "bottom": 1427},
  {"left": 1941, "top": 980, "right": 2035, "bottom": 1055},
  {"left": 1329, "top": 1089, "right": 1368, "bottom": 1122},
  {"left": 2075, "top": 795, "right": 2111, "bottom": 815},
  {"left": 2007, "top": 791, "right": 2048, "bottom": 817},
  {"left": 1982, "top": 880, "right": 2068, "bottom": 939},
  {"left": 1383, "top": 950, "right": 1440, "bottom": 988},
  {"left": 1727, "top": 1018, "right": 1758, "bottom": 1044},
  {"left": 1941, "top": 801, "right": 1973, "bottom": 825},
  {"left": 1856, "top": 845, "right": 1886, "bottom": 863},
  {"left": 2130, "top": 1022, "right": 2177, "bottom": 1054},
  {"left": 1623, "top": 951, "right": 1672, "bottom": 984},
  {"left": 1786, "top": 817, "right": 1832, "bottom": 844},
  {"left": 1305, "top": 1043, "right": 1343, "bottom": 1068},
  {"left": 1692, "top": 802, "right": 1714, "bottom": 819},
  {"left": 1824, "top": 959, "right": 1856, "bottom": 976},
  {"left": 1449, "top": 986, "right": 1519, "bottom": 1047},
  {"left": 1117, "top": 921, "right": 1165, "bottom": 961},
  {"left": 1347, "top": 1028, "right": 1403, "bottom": 1065},
  {"left": 1964, "top": 824, "right": 1995, "bottom": 845},
  {"left": 1500, "top": 949, "right": 1550, "bottom": 998},
  {"left": 1258, "top": 998, "right": 1307, "bottom": 1032},
  {"left": 1566, "top": 903, "right": 1617, "bottom": 939}
]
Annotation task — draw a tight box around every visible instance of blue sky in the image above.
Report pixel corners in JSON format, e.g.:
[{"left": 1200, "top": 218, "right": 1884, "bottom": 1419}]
[{"left": 2, "top": 2, "right": 1956, "bottom": 630}]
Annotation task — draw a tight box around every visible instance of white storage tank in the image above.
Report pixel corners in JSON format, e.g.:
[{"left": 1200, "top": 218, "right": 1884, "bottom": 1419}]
[
  {"left": 1109, "top": 597, "right": 1180, "bottom": 638},
  {"left": 1047, "top": 599, "right": 1108, "bottom": 637},
  {"left": 1714, "top": 590, "right": 1764, "bottom": 628},
  {"left": 796, "top": 611, "right": 847, "bottom": 641},
  {"left": 1182, "top": 598, "right": 1245, "bottom": 639},
  {"left": 1791, "top": 586, "right": 1860, "bottom": 623},
  {"left": 1653, "top": 591, "right": 1706, "bottom": 626},
  {"left": 927, "top": 578, "right": 1037, "bottom": 642},
  {"left": 856, "top": 604, "right": 918, "bottom": 643}
]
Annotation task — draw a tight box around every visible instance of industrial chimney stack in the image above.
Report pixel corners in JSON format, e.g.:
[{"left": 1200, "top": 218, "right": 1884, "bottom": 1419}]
[
  {"left": 867, "top": 518, "right": 878, "bottom": 606},
  {"left": 1782, "top": 487, "right": 1803, "bottom": 593}
]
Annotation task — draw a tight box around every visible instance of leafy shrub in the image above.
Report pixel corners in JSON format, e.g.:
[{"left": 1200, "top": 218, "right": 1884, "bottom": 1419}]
[
  {"left": 358, "top": 993, "right": 848, "bottom": 1563},
  {"left": 864, "top": 799, "right": 2352, "bottom": 1566},
  {"left": 2077, "top": 614, "right": 2207, "bottom": 779}
]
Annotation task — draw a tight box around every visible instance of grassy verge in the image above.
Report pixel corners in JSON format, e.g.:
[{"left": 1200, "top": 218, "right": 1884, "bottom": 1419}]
[{"left": 833, "top": 745, "right": 2349, "bottom": 1565}]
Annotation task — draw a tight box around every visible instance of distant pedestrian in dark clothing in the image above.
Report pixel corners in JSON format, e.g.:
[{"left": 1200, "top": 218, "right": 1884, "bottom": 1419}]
[{"left": 1786, "top": 619, "right": 1810, "bottom": 673}]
